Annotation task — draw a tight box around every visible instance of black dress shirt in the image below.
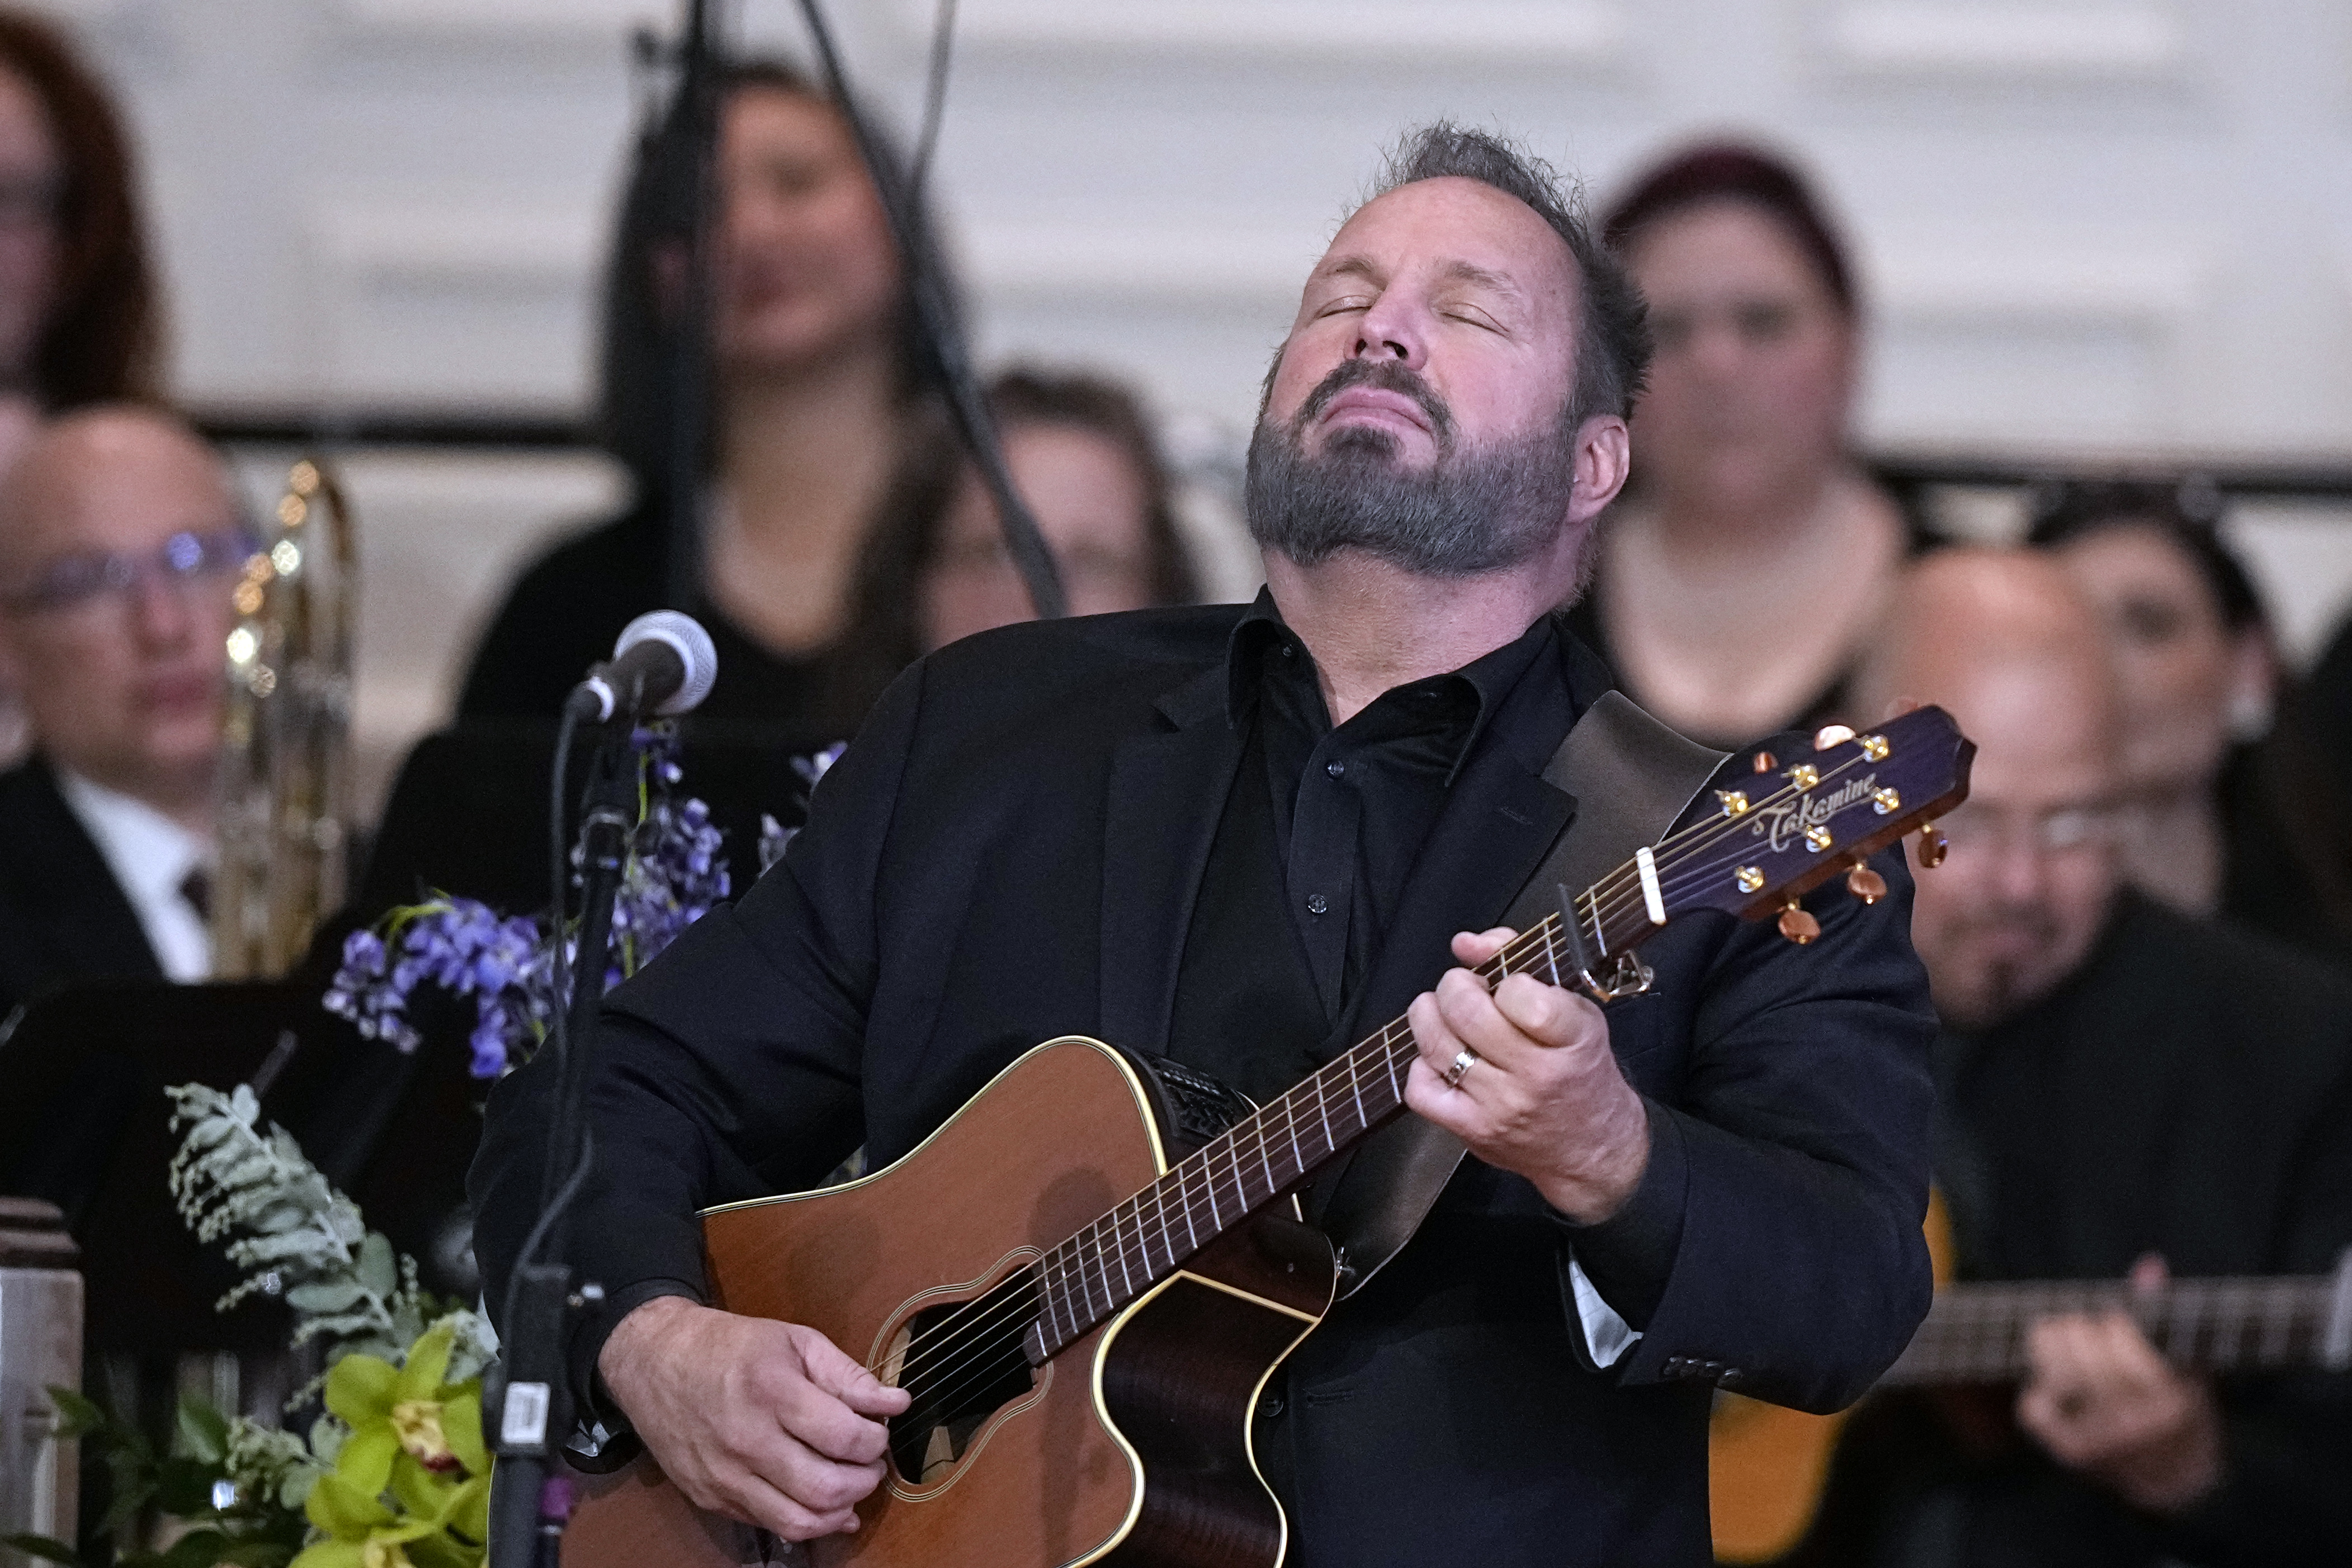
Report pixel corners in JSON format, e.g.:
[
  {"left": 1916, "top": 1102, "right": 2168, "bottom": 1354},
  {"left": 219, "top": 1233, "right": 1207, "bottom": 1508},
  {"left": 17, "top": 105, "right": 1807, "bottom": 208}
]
[
  {"left": 1167, "top": 597, "right": 1551, "bottom": 1102},
  {"left": 1166, "top": 594, "right": 1678, "bottom": 1329}
]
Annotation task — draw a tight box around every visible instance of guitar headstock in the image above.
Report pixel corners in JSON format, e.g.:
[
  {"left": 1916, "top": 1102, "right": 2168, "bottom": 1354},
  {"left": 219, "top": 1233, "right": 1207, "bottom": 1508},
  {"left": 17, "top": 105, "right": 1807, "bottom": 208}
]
[{"left": 1660, "top": 706, "right": 1975, "bottom": 942}]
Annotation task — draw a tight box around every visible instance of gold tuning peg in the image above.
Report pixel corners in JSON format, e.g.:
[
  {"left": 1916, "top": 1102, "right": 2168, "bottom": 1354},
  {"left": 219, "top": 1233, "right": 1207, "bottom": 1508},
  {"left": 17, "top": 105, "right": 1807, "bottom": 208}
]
[
  {"left": 1813, "top": 723, "right": 1856, "bottom": 750},
  {"left": 1778, "top": 897, "right": 1821, "bottom": 945},
  {"left": 1917, "top": 823, "right": 1949, "bottom": 869},
  {"left": 1845, "top": 857, "right": 1887, "bottom": 904}
]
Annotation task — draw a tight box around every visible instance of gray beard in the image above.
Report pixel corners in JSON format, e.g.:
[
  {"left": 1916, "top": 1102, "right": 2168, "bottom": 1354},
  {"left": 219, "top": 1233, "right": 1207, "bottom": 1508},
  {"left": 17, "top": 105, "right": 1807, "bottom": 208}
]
[{"left": 1244, "top": 381, "right": 1580, "bottom": 578}]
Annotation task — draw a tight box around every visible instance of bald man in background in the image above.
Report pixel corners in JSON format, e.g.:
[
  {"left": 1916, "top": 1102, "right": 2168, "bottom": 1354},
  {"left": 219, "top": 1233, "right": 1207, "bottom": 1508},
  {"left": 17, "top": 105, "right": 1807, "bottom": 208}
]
[
  {"left": 0, "top": 404, "right": 247, "bottom": 1015},
  {"left": 1805, "top": 549, "right": 2352, "bottom": 1566}
]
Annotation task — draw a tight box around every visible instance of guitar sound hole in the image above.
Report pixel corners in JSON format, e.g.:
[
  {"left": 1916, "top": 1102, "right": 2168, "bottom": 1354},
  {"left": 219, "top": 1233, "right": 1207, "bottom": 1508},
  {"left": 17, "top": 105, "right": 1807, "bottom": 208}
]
[{"left": 885, "top": 1276, "right": 1038, "bottom": 1485}]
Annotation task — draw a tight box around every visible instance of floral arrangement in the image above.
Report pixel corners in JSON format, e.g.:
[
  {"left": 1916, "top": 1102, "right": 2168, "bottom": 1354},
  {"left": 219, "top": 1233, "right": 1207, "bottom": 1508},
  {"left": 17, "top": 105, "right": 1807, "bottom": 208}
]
[
  {"left": 322, "top": 728, "right": 839, "bottom": 1079},
  {"left": 7, "top": 1084, "right": 494, "bottom": 1568},
  {"left": 8, "top": 734, "right": 843, "bottom": 1567}
]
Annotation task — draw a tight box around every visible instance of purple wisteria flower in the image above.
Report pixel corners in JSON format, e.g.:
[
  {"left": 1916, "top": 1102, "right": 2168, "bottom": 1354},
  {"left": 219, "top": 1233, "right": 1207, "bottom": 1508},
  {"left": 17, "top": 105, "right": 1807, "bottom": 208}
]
[
  {"left": 324, "top": 726, "right": 750, "bottom": 1080},
  {"left": 759, "top": 742, "right": 848, "bottom": 875}
]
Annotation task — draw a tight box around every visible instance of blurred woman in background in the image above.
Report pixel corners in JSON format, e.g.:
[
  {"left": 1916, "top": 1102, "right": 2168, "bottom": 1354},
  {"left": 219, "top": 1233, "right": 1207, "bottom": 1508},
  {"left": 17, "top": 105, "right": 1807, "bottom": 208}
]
[
  {"left": 829, "top": 367, "right": 1198, "bottom": 716},
  {"left": 458, "top": 59, "right": 960, "bottom": 736},
  {"left": 2030, "top": 480, "right": 2352, "bottom": 961},
  {"left": 1571, "top": 143, "right": 1912, "bottom": 748},
  {"left": 0, "top": 9, "right": 160, "bottom": 431},
  {"left": 0, "top": 7, "right": 166, "bottom": 758}
]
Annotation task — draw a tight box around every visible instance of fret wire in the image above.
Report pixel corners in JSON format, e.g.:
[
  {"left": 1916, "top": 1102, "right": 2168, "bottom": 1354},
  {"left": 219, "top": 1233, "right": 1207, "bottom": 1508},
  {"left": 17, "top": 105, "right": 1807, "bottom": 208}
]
[{"left": 1044, "top": 1248, "right": 1070, "bottom": 1347}]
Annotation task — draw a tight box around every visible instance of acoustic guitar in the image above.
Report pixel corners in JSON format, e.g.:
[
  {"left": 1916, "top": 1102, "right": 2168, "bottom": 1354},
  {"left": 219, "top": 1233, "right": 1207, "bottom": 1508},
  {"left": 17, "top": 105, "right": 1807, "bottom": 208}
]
[
  {"left": 1709, "top": 1221, "right": 2352, "bottom": 1562},
  {"left": 563, "top": 708, "right": 1975, "bottom": 1568}
]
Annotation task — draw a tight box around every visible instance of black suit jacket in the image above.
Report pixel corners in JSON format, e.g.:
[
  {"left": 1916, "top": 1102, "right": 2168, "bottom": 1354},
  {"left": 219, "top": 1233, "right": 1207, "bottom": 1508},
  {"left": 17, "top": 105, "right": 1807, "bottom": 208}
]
[
  {"left": 0, "top": 757, "right": 162, "bottom": 1017},
  {"left": 1815, "top": 897, "right": 2352, "bottom": 1567},
  {"left": 470, "top": 605, "right": 1939, "bottom": 1567}
]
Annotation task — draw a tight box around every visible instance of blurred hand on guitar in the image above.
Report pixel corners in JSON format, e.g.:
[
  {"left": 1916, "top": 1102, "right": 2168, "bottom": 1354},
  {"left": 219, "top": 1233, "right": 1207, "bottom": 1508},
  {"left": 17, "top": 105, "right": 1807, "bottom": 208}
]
[
  {"left": 1402, "top": 927, "right": 1652, "bottom": 1225},
  {"left": 2014, "top": 1254, "right": 2224, "bottom": 1517},
  {"left": 599, "top": 1296, "right": 913, "bottom": 1541}
]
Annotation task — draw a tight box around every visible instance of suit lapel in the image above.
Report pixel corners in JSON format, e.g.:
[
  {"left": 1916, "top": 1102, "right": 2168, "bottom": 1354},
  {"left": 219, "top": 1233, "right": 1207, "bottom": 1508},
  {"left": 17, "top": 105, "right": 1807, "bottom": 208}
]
[{"left": 1097, "top": 665, "right": 1246, "bottom": 1054}]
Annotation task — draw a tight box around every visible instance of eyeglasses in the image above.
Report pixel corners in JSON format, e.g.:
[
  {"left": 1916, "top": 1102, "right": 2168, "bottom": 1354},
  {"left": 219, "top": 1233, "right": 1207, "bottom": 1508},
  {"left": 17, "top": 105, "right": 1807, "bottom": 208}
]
[
  {"left": 1931, "top": 801, "right": 2122, "bottom": 858},
  {"left": 0, "top": 527, "right": 259, "bottom": 617}
]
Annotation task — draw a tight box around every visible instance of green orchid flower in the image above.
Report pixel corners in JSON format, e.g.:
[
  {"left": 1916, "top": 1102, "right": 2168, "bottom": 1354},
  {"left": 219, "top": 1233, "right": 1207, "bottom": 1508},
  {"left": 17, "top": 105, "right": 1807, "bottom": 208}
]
[{"left": 292, "top": 1321, "right": 490, "bottom": 1568}]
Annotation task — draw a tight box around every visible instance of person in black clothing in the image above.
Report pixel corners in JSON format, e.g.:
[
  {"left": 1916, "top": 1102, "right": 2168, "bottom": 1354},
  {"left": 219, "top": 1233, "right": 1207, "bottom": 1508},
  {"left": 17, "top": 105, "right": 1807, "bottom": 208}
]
[
  {"left": 457, "top": 59, "right": 961, "bottom": 735},
  {"left": 0, "top": 405, "right": 245, "bottom": 1013},
  {"left": 1567, "top": 143, "right": 1917, "bottom": 749},
  {"left": 471, "top": 124, "right": 1938, "bottom": 1565},
  {"left": 1815, "top": 547, "right": 2352, "bottom": 1566},
  {"left": 2027, "top": 478, "right": 2352, "bottom": 964}
]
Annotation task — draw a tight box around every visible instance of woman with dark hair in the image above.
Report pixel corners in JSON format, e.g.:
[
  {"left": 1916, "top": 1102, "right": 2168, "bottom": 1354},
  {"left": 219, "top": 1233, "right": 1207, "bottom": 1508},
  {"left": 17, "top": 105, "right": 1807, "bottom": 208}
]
[
  {"left": 829, "top": 368, "right": 1197, "bottom": 716},
  {"left": 2030, "top": 480, "right": 2352, "bottom": 960},
  {"left": 457, "top": 60, "right": 957, "bottom": 735},
  {"left": 0, "top": 8, "right": 161, "bottom": 433},
  {"left": 1568, "top": 141, "right": 1911, "bottom": 748}
]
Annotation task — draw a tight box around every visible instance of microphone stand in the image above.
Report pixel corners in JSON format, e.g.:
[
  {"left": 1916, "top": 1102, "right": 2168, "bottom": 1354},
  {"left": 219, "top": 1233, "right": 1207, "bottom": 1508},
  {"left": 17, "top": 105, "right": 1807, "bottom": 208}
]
[
  {"left": 654, "top": 0, "right": 721, "bottom": 612},
  {"left": 790, "top": 0, "right": 1068, "bottom": 621},
  {"left": 488, "top": 722, "right": 641, "bottom": 1566}
]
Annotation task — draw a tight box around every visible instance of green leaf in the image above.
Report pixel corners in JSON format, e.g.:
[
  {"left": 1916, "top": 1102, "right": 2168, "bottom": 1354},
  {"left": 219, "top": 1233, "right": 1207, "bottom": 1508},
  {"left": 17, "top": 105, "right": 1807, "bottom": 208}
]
[
  {"left": 356, "top": 1232, "right": 397, "bottom": 1299},
  {"left": 284, "top": 1281, "right": 366, "bottom": 1314},
  {"left": 155, "top": 1454, "right": 225, "bottom": 1516},
  {"left": 45, "top": 1386, "right": 110, "bottom": 1438},
  {"left": 157, "top": 1528, "right": 233, "bottom": 1568},
  {"left": 177, "top": 1394, "right": 232, "bottom": 1464},
  {"left": 0, "top": 1533, "right": 88, "bottom": 1566},
  {"left": 96, "top": 1476, "right": 158, "bottom": 1539}
]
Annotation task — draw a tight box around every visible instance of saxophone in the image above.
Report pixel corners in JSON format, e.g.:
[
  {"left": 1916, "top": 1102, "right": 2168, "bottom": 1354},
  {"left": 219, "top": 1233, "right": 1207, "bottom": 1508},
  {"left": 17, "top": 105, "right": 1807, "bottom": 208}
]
[{"left": 211, "top": 458, "right": 357, "bottom": 979}]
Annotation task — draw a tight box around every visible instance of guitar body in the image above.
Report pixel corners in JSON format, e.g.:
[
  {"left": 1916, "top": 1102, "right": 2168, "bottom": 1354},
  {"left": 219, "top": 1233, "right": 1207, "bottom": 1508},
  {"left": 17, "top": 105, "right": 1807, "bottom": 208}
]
[
  {"left": 563, "top": 1037, "right": 1338, "bottom": 1568},
  {"left": 1708, "top": 1191, "right": 1959, "bottom": 1562}
]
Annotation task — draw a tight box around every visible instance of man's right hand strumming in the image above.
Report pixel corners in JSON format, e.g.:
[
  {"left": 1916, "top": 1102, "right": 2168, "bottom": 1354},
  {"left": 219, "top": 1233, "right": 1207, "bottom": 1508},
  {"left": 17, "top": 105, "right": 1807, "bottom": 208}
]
[{"left": 598, "top": 1296, "right": 913, "bottom": 1542}]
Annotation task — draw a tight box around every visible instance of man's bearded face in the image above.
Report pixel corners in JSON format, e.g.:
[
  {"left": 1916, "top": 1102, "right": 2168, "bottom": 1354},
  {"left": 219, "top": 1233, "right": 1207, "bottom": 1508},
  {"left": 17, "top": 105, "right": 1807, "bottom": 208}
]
[{"left": 1244, "top": 356, "right": 1580, "bottom": 578}]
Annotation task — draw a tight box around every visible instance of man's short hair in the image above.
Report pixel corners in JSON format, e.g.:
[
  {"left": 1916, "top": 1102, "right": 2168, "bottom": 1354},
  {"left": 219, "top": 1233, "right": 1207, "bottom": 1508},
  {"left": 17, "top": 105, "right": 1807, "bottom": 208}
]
[{"left": 1367, "top": 124, "right": 1652, "bottom": 429}]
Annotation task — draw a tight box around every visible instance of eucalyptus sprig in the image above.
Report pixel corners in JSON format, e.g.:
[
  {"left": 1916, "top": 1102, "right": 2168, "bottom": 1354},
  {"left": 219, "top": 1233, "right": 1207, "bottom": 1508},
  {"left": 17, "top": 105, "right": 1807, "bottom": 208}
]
[{"left": 164, "top": 1084, "right": 493, "bottom": 1385}]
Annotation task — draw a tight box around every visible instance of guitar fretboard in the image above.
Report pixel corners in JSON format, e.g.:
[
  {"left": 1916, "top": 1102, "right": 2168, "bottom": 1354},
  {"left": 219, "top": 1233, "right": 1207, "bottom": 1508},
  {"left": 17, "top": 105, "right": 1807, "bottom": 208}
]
[
  {"left": 1883, "top": 1272, "right": 2352, "bottom": 1384},
  {"left": 1003, "top": 724, "right": 1954, "bottom": 1365},
  {"left": 1026, "top": 894, "right": 1623, "bottom": 1361}
]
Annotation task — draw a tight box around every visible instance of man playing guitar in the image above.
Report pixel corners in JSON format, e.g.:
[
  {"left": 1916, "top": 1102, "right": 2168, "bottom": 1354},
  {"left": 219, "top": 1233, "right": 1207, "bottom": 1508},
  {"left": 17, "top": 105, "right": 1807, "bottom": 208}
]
[{"left": 472, "top": 124, "right": 1941, "bottom": 1566}]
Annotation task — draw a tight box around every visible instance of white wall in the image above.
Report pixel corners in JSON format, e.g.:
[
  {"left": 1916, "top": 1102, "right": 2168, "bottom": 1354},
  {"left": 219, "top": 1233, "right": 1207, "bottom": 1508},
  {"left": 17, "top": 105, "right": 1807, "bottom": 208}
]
[{"left": 31, "top": 0, "right": 2352, "bottom": 809}]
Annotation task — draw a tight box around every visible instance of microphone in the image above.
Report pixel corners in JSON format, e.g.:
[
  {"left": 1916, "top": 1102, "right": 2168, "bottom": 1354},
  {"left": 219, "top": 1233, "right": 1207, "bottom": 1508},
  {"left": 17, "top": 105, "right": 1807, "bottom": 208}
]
[{"left": 565, "top": 610, "right": 719, "bottom": 722}]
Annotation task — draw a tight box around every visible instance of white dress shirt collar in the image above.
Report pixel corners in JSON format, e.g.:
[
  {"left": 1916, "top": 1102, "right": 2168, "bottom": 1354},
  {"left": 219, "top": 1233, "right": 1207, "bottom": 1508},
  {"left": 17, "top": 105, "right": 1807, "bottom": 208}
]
[{"left": 53, "top": 766, "right": 214, "bottom": 983}]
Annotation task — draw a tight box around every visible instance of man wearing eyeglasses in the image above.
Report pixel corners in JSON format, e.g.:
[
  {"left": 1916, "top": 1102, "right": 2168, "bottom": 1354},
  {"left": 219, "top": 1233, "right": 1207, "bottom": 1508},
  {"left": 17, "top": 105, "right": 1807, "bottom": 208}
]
[
  {"left": 1816, "top": 547, "right": 2352, "bottom": 1566},
  {"left": 0, "top": 404, "right": 249, "bottom": 1016}
]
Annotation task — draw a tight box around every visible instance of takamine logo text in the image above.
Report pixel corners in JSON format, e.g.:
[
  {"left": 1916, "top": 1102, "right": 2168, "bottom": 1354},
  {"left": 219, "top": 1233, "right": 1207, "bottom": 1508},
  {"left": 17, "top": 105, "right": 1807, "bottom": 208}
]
[{"left": 1750, "top": 773, "right": 1879, "bottom": 855}]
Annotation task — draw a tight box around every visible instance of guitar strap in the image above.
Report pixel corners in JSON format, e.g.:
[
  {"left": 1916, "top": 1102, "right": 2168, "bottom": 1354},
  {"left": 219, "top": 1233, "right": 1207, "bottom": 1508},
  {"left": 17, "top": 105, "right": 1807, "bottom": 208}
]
[{"left": 1311, "top": 689, "right": 1730, "bottom": 1298}]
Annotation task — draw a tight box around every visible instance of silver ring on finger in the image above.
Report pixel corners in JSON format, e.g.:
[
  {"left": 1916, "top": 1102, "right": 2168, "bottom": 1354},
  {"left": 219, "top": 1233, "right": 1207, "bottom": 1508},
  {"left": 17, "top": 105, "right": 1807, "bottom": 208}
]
[{"left": 1443, "top": 1047, "right": 1480, "bottom": 1089}]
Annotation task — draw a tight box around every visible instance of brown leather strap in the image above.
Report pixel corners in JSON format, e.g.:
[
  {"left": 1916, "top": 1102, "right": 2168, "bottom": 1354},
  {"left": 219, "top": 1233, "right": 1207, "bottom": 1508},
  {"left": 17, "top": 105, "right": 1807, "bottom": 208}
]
[{"left": 1315, "top": 691, "right": 1730, "bottom": 1297}]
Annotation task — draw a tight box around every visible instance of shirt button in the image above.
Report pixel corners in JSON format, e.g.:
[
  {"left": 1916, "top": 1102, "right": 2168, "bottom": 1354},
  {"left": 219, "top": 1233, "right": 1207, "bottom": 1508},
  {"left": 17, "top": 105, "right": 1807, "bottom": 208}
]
[
  {"left": 1259, "top": 1391, "right": 1285, "bottom": 1419},
  {"left": 1306, "top": 894, "right": 1329, "bottom": 915},
  {"left": 1326, "top": 761, "right": 1346, "bottom": 778},
  {"left": 1279, "top": 642, "right": 1297, "bottom": 659}
]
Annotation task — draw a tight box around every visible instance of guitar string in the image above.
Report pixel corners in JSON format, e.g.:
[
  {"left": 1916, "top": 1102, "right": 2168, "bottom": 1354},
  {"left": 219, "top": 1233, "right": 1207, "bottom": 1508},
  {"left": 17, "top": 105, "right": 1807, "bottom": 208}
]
[
  {"left": 884, "top": 1029, "right": 1416, "bottom": 1409},
  {"left": 879, "top": 741, "right": 1937, "bottom": 1405},
  {"left": 888, "top": 894, "right": 1711, "bottom": 1404},
  {"left": 886, "top": 1026, "right": 1407, "bottom": 1399},
  {"left": 881, "top": 795, "right": 1837, "bottom": 1408},
  {"left": 892, "top": 932, "right": 1650, "bottom": 1419}
]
